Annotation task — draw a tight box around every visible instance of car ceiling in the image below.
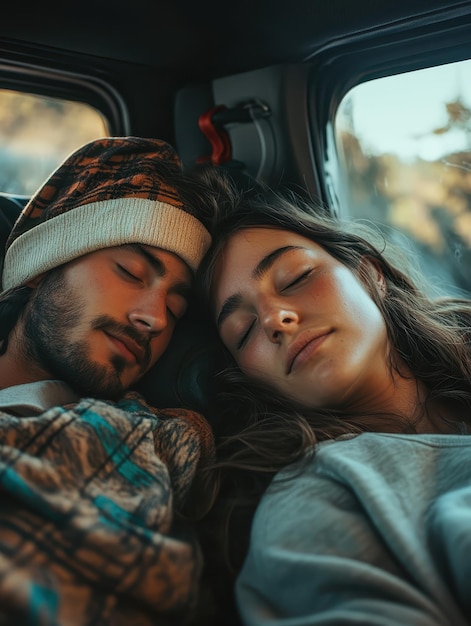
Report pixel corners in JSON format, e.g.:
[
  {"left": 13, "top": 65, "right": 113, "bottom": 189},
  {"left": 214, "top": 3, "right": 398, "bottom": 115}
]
[{"left": 1, "top": 0, "right": 468, "bottom": 79}]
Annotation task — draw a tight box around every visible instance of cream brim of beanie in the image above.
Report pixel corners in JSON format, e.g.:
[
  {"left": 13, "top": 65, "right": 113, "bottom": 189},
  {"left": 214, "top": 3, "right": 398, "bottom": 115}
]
[{"left": 2, "top": 197, "right": 211, "bottom": 291}]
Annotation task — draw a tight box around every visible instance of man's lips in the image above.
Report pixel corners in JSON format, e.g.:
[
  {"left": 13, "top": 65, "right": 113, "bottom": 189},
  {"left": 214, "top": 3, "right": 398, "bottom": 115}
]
[
  {"left": 286, "top": 330, "right": 332, "bottom": 374},
  {"left": 104, "top": 331, "right": 146, "bottom": 364}
]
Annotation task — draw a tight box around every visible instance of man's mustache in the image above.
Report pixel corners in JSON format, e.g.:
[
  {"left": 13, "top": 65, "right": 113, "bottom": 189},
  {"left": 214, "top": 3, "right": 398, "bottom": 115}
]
[{"left": 92, "top": 315, "right": 152, "bottom": 371}]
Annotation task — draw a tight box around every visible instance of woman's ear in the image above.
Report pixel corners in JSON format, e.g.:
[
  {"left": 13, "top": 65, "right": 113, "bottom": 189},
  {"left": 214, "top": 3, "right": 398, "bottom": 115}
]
[{"left": 359, "top": 256, "right": 386, "bottom": 296}]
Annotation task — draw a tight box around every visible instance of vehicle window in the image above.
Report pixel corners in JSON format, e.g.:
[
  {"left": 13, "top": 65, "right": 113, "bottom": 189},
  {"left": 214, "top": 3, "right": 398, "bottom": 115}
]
[
  {"left": 0, "top": 89, "right": 109, "bottom": 196},
  {"left": 329, "top": 59, "right": 471, "bottom": 297}
]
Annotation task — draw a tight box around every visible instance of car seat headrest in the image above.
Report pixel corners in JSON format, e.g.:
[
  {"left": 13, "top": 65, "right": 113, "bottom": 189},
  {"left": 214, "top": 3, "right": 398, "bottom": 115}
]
[{"left": 133, "top": 303, "right": 227, "bottom": 425}]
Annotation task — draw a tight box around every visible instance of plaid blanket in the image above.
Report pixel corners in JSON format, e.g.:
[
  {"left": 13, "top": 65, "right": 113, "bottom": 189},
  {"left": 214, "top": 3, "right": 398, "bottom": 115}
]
[{"left": 0, "top": 393, "right": 215, "bottom": 625}]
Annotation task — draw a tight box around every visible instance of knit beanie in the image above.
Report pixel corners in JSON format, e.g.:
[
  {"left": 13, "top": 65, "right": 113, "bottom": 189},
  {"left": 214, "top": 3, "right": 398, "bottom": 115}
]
[{"left": 2, "top": 136, "right": 211, "bottom": 291}]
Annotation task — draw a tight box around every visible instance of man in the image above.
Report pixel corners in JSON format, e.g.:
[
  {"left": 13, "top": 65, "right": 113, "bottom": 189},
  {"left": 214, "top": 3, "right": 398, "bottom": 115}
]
[
  {"left": 0, "top": 137, "right": 216, "bottom": 625},
  {"left": 0, "top": 135, "right": 213, "bottom": 405}
]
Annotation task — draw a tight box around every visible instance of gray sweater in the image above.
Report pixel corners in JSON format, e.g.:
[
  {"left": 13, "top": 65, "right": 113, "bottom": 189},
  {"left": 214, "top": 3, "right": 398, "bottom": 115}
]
[{"left": 237, "top": 433, "right": 471, "bottom": 625}]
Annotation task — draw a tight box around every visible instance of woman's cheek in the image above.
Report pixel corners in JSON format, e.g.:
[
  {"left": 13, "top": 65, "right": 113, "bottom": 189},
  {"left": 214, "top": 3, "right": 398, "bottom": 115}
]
[{"left": 239, "top": 340, "right": 269, "bottom": 376}]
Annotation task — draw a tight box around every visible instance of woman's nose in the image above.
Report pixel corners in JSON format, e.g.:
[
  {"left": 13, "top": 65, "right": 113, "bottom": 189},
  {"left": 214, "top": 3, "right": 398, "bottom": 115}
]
[{"left": 262, "top": 306, "right": 299, "bottom": 342}]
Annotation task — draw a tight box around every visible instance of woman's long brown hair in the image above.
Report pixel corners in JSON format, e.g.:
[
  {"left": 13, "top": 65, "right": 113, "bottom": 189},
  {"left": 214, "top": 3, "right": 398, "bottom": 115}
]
[{"left": 194, "top": 169, "right": 471, "bottom": 585}]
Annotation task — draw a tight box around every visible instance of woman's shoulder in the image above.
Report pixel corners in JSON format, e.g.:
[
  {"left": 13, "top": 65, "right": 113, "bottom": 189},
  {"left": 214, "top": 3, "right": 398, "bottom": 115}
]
[
  {"left": 292, "top": 431, "right": 471, "bottom": 474},
  {"left": 262, "top": 431, "right": 471, "bottom": 514},
  {"left": 250, "top": 431, "right": 471, "bottom": 551}
]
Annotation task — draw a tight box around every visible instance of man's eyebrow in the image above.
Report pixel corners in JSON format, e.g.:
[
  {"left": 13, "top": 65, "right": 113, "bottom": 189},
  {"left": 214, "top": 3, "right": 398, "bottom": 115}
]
[
  {"left": 128, "top": 244, "right": 192, "bottom": 299},
  {"left": 128, "top": 243, "right": 165, "bottom": 276},
  {"left": 217, "top": 246, "right": 304, "bottom": 328}
]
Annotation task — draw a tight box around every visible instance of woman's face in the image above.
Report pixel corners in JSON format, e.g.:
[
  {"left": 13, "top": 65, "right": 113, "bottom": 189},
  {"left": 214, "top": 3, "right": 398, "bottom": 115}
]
[{"left": 211, "top": 227, "right": 392, "bottom": 410}]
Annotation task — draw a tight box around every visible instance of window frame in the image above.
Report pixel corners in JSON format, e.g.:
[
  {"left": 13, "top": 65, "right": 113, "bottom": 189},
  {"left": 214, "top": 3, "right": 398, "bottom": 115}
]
[
  {"left": 305, "top": 4, "right": 471, "bottom": 215},
  {"left": 0, "top": 56, "right": 130, "bottom": 139},
  {"left": 0, "top": 52, "right": 131, "bottom": 197}
]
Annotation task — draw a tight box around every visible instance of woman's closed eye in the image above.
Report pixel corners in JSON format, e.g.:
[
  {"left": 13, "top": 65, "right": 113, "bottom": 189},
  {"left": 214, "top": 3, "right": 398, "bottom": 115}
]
[
  {"left": 237, "top": 318, "right": 256, "bottom": 350},
  {"left": 282, "top": 268, "right": 313, "bottom": 291}
]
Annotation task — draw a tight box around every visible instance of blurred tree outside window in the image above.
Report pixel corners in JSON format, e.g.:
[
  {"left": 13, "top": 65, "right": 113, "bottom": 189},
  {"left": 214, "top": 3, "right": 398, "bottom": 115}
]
[
  {"left": 332, "top": 59, "right": 471, "bottom": 297},
  {"left": 0, "top": 89, "right": 109, "bottom": 196}
]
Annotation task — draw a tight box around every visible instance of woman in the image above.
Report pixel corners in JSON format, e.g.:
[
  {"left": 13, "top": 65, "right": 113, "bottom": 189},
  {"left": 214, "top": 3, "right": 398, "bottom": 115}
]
[{"left": 198, "top": 178, "right": 471, "bottom": 626}]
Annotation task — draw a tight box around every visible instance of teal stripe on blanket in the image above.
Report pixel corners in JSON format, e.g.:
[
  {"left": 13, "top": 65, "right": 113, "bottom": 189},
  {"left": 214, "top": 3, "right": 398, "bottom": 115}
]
[
  {"left": 94, "top": 494, "right": 154, "bottom": 537},
  {"left": 0, "top": 466, "right": 68, "bottom": 523},
  {"left": 81, "top": 409, "right": 155, "bottom": 487},
  {"left": 28, "top": 583, "right": 59, "bottom": 626}
]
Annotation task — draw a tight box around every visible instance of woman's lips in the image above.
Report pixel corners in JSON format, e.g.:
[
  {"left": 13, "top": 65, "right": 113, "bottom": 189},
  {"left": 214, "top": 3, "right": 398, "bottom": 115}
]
[{"left": 287, "top": 331, "right": 332, "bottom": 374}]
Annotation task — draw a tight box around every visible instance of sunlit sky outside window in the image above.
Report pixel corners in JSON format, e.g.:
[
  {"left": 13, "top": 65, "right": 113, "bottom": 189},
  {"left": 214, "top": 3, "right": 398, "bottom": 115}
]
[
  {"left": 0, "top": 90, "right": 108, "bottom": 195},
  {"left": 332, "top": 57, "right": 471, "bottom": 298},
  {"left": 337, "top": 59, "right": 471, "bottom": 162}
]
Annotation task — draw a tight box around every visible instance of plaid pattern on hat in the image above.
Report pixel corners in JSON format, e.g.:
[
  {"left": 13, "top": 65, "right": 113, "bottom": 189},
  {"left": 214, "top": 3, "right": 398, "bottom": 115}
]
[{"left": 2, "top": 136, "right": 211, "bottom": 290}]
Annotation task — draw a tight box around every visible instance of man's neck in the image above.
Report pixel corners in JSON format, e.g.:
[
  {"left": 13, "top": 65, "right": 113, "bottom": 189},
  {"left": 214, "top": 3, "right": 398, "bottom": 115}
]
[{"left": 0, "top": 331, "right": 54, "bottom": 390}]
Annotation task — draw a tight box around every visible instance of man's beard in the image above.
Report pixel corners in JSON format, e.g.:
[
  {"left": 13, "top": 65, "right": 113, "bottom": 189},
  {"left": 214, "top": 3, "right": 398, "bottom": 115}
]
[{"left": 20, "top": 268, "right": 150, "bottom": 400}]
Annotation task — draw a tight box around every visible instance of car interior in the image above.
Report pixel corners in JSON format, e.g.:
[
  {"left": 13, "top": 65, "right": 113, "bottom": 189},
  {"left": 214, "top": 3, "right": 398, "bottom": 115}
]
[{"left": 1, "top": 0, "right": 471, "bottom": 513}]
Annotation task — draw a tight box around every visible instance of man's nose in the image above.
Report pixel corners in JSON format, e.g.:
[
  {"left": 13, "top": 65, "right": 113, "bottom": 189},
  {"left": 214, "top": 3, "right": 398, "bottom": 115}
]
[
  {"left": 261, "top": 305, "right": 299, "bottom": 342},
  {"left": 128, "top": 291, "right": 168, "bottom": 334}
]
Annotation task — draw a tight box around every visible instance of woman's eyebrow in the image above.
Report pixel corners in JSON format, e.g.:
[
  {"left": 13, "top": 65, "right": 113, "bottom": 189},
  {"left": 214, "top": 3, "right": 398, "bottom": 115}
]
[
  {"left": 252, "top": 245, "right": 303, "bottom": 279},
  {"left": 217, "top": 293, "right": 242, "bottom": 329},
  {"left": 217, "top": 245, "right": 304, "bottom": 328}
]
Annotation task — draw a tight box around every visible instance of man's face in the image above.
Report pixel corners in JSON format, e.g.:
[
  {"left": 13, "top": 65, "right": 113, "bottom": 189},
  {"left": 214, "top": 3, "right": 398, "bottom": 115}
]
[{"left": 20, "top": 244, "right": 192, "bottom": 399}]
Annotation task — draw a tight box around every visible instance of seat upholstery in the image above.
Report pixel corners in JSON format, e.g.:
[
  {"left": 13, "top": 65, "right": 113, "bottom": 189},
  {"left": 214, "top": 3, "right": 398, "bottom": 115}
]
[
  {"left": 0, "top": 194, "right": 26, "bottom": 278},
  {"left": 133, "top": 303, "right": 227, "bottom": 425}
]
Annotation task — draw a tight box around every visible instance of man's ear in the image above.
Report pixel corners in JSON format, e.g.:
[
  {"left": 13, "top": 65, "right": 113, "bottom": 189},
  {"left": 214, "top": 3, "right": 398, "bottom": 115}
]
[
  {"left": 25, "top": 273, "right": 45, "bottom": 288},
  {"left": 359, "top": 256, "right": 386, "bottom": 295}
]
